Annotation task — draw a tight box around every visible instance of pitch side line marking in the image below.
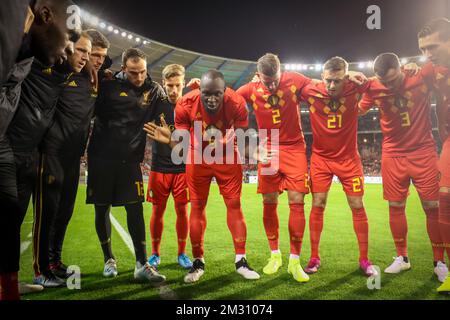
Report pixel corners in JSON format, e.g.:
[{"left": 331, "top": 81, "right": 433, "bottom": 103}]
[
  {"left": 20, "top": 233, "right": 33, "bottom": 255},
  {"left": 109, "top": 212, "right": 178, "bottom": 300}
]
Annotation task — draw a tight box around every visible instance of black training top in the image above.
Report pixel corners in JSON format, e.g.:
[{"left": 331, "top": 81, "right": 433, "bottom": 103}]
[
  {"left": 41, "top": 69, "right": 97, "bottom": 159},
  {"left": 149, "top": 98, "right": 185, "bottom": 174},
  {"left": 88, "top": 72, "right": 165, "bottom": 163}
]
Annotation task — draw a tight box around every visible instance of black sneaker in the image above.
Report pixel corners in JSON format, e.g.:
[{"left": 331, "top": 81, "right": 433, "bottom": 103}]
[
  {"left": 50, "top": 262, "right": 74, "bottom": 279},
  {"left": 184, "top": 259, "right": 205, "bottom": 283}
]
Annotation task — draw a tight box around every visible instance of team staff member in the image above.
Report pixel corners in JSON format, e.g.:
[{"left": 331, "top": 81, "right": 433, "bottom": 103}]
[
  {"left": 0, "top": 0, "right": 81, "bottom": 299},
  {"left": 38, "top": 30, "right": 110, "bottom": 281},
  {"left": 87, "top": 48, "right": 166, "bottom": 283}
]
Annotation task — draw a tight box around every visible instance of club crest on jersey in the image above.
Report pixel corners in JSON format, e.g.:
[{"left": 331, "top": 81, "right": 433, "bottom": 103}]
[
  {"left": 42, "top": 67, "right": 52, "bottom": 75},
  {"left": 119, "top": 92, "right": 128, "bottom": 97},
  {"left": 394, "top": 96, "right": 408, "bottom": 109},
  {"left": 68, "top": 80, "right": 78, "bottom": 87},
  {"left": 268, "top": 94, "right": 280, "bottom": 107},
  {"left": 141, "top": 90, "right": 152, "bottom": 106},
  {"left": 328, "top": 99, "right": 340, "bottom": 111}
]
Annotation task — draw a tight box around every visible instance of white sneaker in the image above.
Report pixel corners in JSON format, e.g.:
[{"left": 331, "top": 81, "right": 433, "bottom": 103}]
[
  {"left": 184, "top": 259, "right": 205, "bottom": 283},
  {"left": 134, "top": 262, "right": 166, "bottom": 283},
  {"left": 236, "top": 258, "right": 260, "bottom": 280},
  {"left": 103, "top": 258, "right": 118, "bottom": 278},
  {"left": 19, "top": 282, "right": 44, "bottom": 295},
  {"left": 434, "top": 261, "right": 449, "bottom": 283},
  {"left": 384, "top": 256, "right": 411, "bottom": 274}
]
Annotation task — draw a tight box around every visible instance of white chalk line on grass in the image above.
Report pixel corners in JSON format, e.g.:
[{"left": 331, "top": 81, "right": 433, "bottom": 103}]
[
  {"left": 109, "top": 212, "right": 178, "bottom": 300},
  {"left": 20, "top": 232, "right": 33, "bottom": 255}
]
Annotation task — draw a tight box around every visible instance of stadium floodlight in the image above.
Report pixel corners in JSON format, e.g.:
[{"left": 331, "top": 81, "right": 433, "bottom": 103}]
[
  {"left": 136, "top": 37, "right": 141, "bottom": 43},
  {"left": 419, "top": 56, "right": 427, "bottom": 62},
  {"left": 302, "top": 65, "right": 308, "bottom": 70},
  {"left": 358, "top": 62, "right": 366, "bottom": 69},
  {"left": 90, "top": 16, "right": 99, "bottom": 26},
  {"left": 401, "top": 58, "right": 408, "bottom": 65},
  {"left": 309, "top": 65, "right": 315, "bottom": 70},
  {"left": 121, "top": 32, "right": 127, "bottom": 37},
  {"left": 128, "top": 34, "right": 133, "bottom": 40},
  {"left": 99, "top": 22, "right": 106, "bottom": 29},
  {"left": 315, "top": 64, "right": 322, "bottom": 71},
  {"left": 366, "top": 61, "right": 373, "bottom": 68},
  {"left": 107, "top": 26, "right": 114, "bottom": 32},
  {"left": 114, "top": 29, "right": 119, "bottom": 34},
  {"left": 143, "top": 40, "right": 149, "bottom": 45},
  {"left": 285, "top": 64, "right": 291, "bottom": 70}
]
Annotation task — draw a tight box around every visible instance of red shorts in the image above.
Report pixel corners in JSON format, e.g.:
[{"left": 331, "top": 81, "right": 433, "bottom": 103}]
[
  {"left": 439, "top": 137, "right": 450, "bottom": 188},
  {"left": 186, "top": 163, "right": 243, "bottom": 200},
  {"left": 257, "top": 148, "right": 309, "bottom": 194},
  {"left": 382, "top": 153, "right": 440, "bottom": 202},
  {"left": 146, "top": 171, "right": 189, "bottom": 204},
  {"left": 310, "top": 153, "right": 364, "bottom": 196}
]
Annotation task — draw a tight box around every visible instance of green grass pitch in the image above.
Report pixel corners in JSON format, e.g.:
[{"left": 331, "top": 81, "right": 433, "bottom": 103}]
[{"left": 19, "top": 183, "right": 449, "bottom": 300}]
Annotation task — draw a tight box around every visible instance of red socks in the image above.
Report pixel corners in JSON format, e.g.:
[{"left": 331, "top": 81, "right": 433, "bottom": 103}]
[
  {"left": 351, "top": 207, "right": 369, "bottom": 261},
  {"left": 389, "top": 206, "right": 408, "bottom": 257},
  {"left": 0, "top": 272, "right": 20, "bottom": 301},
  {"left": 289, "top": 203, "right": 306, "bottom": 256},
  {"left": 309, "top": 206, "right": 325, "bottom": 259},
  {"left": 263, "top": 203, "right": 279, "bottom": 251},
  {"left": 224, "top": 198, "right": 247, "bottom": 255},
  {"left": 424, "top": 206, "right": 445, "bottom": 262},
  {"left": 174, "top": 202, "right": 189, "bottom": 256},
  {"left": 189, "top": 200, "right": 207, "bottom": 258},
  {"left": 439, "top": 192, "right": 450, "bottom": 260},
  {"left": 150, "top": 203, "right": 167, "bottom": 256}
]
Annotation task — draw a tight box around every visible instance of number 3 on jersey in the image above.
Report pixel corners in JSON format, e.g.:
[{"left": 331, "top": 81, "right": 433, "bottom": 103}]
[
  {"left": 400, "top": 112, "right": 411, "bottom": 127},
  {"left": 327, "top": 114, "right": 342, "bottom": 129},
  {"left": 272, "top": 109, "right": 281, "bottom": 124}
]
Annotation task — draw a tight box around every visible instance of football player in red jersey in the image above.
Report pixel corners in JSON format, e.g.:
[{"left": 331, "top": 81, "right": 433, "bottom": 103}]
[
  {"left": 417, "top": 18, "right": 450, "bottom": 293},
  {"left": 145, "top": 70, "right": 260, "bottom": 283},
  {"left": 359, "top": 53, "right": 447, "bottom": 282},
  {"left": 300, "top": 57, "right": 377, "bottom": 277},
  {"left": 237, "top": 53, "right": 312, "bottom": 282}
]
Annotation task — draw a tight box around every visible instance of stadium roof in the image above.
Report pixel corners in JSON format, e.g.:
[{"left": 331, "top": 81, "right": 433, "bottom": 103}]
[{"left": 81, "top": 10, "right": 426, "bottom": 89}]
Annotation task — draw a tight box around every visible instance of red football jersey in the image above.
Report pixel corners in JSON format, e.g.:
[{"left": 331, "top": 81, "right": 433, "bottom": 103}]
[
  {"left": 237, "top": 72, "right": 311, "bottom": 150},
  {"left": 175, "top": 88, "right": 248, "bottom": 160},
  {"left": 421, "top": 62, "right": 450, "bottom": 126},
  {"left": 359, "top": 72, "right": 436, "bottom": 157},
  {"left": 301, "top": 81, "right": 369, "bottom": 159}
]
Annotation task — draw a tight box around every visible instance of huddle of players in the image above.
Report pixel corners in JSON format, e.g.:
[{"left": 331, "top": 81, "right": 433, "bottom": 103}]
[
  {"left": 146, "top": 17, "right": 450, "bottom": 294},
  {"left": 0, "top": 0, "right": 448, "bottom": 300}
]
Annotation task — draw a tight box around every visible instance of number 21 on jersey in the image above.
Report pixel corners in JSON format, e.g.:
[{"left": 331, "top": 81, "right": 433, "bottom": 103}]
[{"left": 327, "top": 114, "right": 342, "bottom": 129}]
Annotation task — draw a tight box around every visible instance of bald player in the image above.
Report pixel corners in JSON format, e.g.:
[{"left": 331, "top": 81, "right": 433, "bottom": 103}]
[{"left": 145, "top": 70, "right": 260, "bottom": 283}]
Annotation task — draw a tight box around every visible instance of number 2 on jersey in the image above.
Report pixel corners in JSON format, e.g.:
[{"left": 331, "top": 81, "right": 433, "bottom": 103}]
[{"left": 272, "top": 109, "right": 281, "bottom": 124}]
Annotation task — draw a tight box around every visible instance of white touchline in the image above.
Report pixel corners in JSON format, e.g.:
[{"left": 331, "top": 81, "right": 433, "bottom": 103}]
[
  {"left": 20, "top": 232, "right": 33, "bottom": 255},
  {"left": 109, "top": 212, "right": 178, "bottom": 300}
]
